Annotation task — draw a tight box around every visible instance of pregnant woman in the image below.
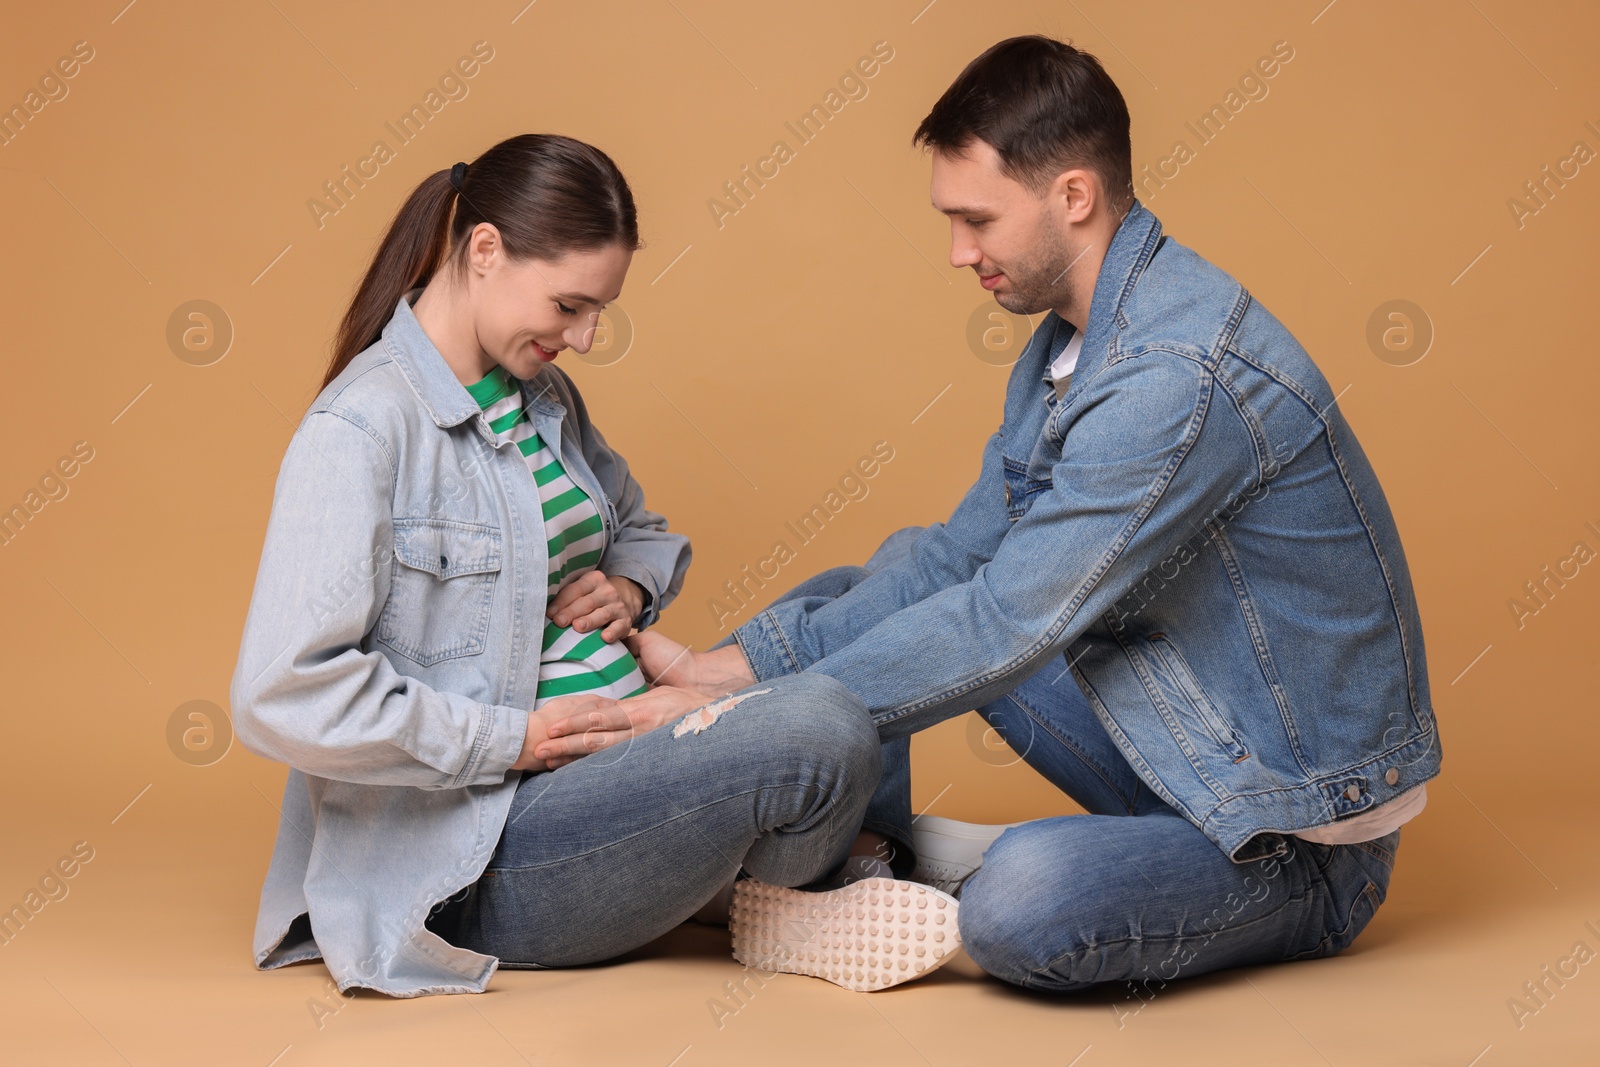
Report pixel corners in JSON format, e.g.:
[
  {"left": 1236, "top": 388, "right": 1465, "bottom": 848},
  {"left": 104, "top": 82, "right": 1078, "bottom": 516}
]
[{"left": 229, "top": 133, "right": 957, "bottom": 998}]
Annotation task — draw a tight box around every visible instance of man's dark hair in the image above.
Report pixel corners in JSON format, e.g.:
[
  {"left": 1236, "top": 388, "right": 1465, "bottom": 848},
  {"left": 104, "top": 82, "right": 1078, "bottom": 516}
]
[{"left": 913, "top": 35, "right": 1134, "bottom": 215}]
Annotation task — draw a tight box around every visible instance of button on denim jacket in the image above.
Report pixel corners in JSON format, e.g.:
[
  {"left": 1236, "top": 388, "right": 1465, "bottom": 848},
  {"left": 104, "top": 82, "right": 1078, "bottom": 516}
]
[
  {"left": 732, "top": 198, "right": 1442, "bottom": 864},
  {"left": 230, "top": 289, "right": 691, "bottom": 996}
]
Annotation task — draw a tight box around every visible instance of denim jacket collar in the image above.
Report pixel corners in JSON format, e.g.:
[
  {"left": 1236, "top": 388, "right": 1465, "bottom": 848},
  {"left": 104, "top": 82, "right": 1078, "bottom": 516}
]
[
  {"left": 379, "top": 288, "right": 567, "bottom": 441},
  {"left": 380, "top": 288, "right": 481, "bottom": 430},
  {"left": 1034, "top": 198, "right": 1164, "bottom": 402}
]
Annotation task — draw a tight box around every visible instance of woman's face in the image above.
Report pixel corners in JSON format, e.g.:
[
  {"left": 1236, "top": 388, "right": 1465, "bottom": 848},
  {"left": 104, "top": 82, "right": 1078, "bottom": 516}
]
[{"left": 468, "top": 227, "right": 632, "bottom": 380}]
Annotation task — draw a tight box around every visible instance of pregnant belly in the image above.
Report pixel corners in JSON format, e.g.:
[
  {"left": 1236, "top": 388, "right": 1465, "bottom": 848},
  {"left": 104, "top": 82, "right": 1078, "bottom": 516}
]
[{"left": 533, "top": 620, "right": 649, "bottom": 708}]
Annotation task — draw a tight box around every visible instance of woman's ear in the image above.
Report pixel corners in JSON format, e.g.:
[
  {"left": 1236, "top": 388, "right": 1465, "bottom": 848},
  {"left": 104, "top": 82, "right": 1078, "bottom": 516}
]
[{"left": 465, "top": 222, "right": 503, "bottom": 276}]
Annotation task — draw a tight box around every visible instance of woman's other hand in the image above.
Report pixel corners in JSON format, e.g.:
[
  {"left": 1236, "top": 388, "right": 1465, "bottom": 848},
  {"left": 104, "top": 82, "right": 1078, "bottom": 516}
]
[
  {"left": 510, "top": 693, "right": 615, "bottom": 772},
  {"left": 531, "top": 686, "right": 709, "bottom": 769},
  {"left": 547, "top": 571, "right": 645, "bottom": 641}
]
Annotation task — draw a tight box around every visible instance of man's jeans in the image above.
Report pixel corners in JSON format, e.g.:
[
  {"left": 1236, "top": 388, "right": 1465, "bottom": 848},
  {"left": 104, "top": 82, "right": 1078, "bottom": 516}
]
[
  {"left": 424, "top": 672, "right": 881, "bottom": 966},
  {"left": 722, "top": 526, "right": 1402, "bottom": 994}
]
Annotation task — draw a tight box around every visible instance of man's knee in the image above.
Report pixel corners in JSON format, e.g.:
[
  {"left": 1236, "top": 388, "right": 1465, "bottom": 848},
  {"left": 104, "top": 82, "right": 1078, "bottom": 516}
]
[
  {"left": 864, "top": 524, "right": 925, "bottom": 573},
  {"left": 955, "top": 824, "right": 1097, "bottom": 991}
]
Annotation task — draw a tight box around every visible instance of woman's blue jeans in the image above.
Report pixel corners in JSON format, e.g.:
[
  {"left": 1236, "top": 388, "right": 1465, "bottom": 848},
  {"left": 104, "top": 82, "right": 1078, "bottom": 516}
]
[
  {"left": 720, "top": 525, "right": 1402, "bottom": 995},
  {"left": 424, "top": 671, "right": 882, "bottom": 966}
]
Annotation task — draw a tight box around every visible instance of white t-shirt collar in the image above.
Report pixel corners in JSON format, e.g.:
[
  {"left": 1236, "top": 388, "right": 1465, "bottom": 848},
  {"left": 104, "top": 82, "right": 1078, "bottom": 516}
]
[{"left": 1049, "top": 326, "right": 1083, "bottom": 382}]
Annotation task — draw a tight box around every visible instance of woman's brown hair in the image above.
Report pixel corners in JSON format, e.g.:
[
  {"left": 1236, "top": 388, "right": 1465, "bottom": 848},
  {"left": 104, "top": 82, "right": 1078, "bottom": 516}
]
[{"left": 319, "top": 133, "right": 641, "bottom": 391}]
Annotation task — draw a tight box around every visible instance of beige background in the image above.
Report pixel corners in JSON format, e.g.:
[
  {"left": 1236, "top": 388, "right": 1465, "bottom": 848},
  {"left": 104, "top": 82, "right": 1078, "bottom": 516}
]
[{"left": 2, "top": 0, "right": 1597, "bottom": 1063}]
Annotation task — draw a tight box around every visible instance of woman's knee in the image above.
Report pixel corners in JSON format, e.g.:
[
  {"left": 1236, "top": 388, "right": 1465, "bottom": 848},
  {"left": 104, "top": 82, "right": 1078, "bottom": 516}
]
[{"left": 726, "top": 673, "right": 879, "bottom": 771}]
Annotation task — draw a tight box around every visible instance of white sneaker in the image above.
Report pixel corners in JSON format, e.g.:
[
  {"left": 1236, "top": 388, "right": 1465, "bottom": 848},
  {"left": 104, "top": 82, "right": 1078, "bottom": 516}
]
[
  {"left": 729, "top": 876, "right": 961, "bottom": 992},
  {"left": 910, "top": 816, "right": 1020, "bottom": 897}
]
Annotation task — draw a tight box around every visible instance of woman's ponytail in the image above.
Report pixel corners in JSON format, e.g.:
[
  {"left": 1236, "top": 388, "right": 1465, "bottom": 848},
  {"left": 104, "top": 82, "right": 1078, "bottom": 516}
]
[
  {"left": 322, "top": 169, "right": 458, "bottom": 392},
  {"left": 318, "top": 133, "right": 640, "bottom": 393}
]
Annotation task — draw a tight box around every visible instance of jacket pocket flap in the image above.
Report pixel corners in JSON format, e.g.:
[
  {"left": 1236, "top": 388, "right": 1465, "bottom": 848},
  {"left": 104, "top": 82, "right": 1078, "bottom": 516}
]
[{"left": 392, "top": 518, "right": 502, "bottom": 579}]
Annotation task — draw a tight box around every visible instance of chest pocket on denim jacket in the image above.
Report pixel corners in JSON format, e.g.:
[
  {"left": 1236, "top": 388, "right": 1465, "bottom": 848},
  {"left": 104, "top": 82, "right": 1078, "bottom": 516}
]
[
  {"left": 1002, "top": 455, "right": 1052, "bottom": 521},
  {"left": 376, "top": 518, "right": 502, "bottom": 667}
]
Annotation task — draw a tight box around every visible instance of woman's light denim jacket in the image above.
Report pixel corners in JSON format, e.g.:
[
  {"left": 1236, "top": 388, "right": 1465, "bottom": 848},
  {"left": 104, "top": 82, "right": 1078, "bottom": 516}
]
[
  {"left": 229, "top": 289, "right": 691, "bottom": 996},
  {"left": 732, "top": 198, "right": 1443, "bottom": 864}
]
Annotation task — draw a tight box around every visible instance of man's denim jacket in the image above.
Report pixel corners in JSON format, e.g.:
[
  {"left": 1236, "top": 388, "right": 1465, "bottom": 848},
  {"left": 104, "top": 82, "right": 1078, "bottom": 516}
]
[
  {"left": 732, "top": 198, "right": 1442, "bottom": 864},
  {"left": 229, "top": 289, "right": 691, "bottom": 996}
]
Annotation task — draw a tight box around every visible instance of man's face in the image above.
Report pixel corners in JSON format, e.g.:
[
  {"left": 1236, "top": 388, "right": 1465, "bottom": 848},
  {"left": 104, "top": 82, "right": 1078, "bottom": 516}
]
[{"left": 930, "top": 140, "right": 1088, "bottom": 316}]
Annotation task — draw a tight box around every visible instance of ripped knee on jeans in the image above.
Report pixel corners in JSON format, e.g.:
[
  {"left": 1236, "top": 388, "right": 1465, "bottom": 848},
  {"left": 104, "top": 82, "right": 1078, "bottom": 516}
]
[{"left": 672, "top": 687, "right": 774, "bottom": 738}]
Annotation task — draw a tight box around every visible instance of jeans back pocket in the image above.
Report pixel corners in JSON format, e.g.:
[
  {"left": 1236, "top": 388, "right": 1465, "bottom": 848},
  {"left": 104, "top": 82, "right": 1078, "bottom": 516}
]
[{"left": 1289, "top": 828, "right": 1399, "bottom": 961}]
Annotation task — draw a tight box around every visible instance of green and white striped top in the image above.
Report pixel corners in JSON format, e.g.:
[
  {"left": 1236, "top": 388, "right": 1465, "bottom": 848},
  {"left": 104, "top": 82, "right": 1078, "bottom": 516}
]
[{"left": 466, "top": 365, "right": 649, "bottom": 710}]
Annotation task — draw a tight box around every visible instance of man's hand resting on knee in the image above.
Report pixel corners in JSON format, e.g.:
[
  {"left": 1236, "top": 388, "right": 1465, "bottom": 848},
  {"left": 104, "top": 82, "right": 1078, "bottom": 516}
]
[{"left": 625, "top": 630, "right": 756, "bottom": 698}]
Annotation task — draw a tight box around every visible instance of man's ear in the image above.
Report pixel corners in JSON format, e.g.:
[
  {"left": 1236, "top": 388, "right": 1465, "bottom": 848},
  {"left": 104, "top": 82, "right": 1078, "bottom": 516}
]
[{"left": 1048, "top": 167, "right": 1098, "bottom": 225}]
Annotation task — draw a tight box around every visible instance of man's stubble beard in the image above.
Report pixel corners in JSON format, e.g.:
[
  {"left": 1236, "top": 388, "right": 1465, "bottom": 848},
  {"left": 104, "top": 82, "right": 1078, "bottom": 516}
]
[{"left": 994, "top": 216, "right": 1082, "bottom": 317}]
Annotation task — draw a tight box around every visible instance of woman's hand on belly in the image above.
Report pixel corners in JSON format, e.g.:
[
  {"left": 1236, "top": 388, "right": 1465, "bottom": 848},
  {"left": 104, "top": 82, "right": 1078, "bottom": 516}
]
[
  {"left": 532, "top": 686, "right": 710, "bottom": 769},
  {"left": 547, "top": 571, "right": 646, "bottom": 641}
]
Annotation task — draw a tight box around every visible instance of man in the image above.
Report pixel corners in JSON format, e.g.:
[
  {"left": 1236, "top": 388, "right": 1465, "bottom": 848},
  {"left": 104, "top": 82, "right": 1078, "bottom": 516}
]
[{"left": 587, "top": 35, "right": 1443, "bottom": 995}]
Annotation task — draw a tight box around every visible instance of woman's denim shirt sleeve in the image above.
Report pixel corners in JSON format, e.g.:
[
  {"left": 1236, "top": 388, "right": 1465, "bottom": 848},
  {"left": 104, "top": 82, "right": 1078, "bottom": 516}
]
[{"left": 229, "top": 407, "right": 527, "bottom": 788}]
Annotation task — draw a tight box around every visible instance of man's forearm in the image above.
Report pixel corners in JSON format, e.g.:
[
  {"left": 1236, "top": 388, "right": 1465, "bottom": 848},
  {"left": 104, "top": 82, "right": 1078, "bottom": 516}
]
[{"left": 703, "top": 643, "right": 757, "bottom": 695}]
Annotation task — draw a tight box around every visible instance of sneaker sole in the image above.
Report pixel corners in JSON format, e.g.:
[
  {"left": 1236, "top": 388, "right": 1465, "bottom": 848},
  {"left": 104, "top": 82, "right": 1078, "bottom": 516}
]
[{"left": 729, "top": 876, "right": 961, "bottom": 992}]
